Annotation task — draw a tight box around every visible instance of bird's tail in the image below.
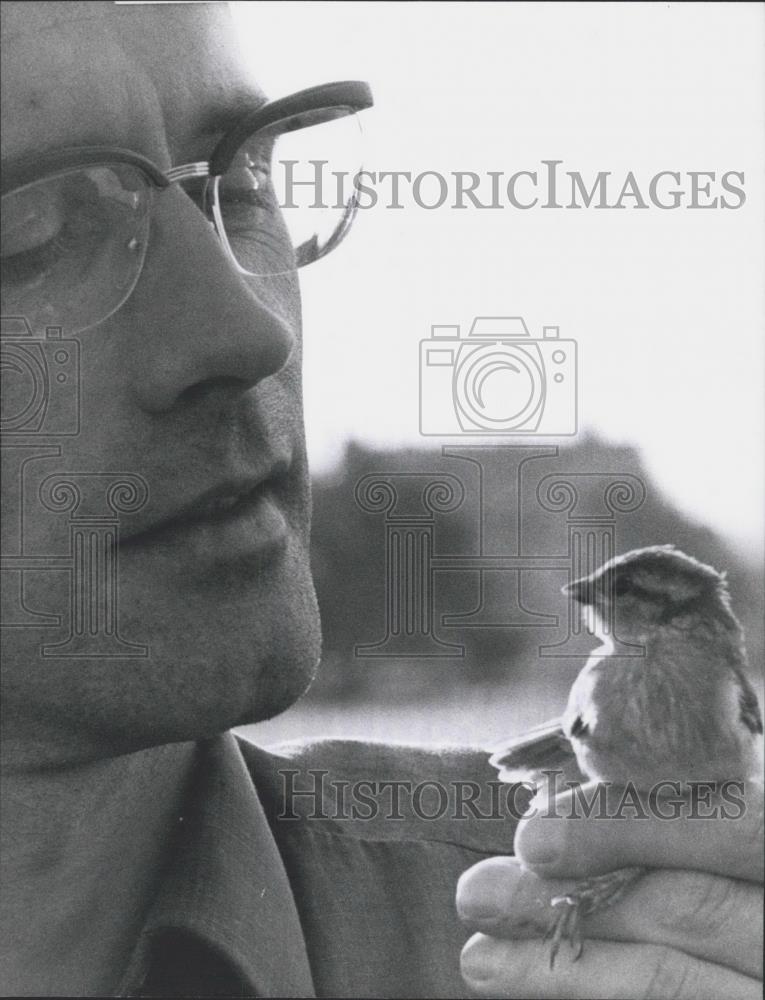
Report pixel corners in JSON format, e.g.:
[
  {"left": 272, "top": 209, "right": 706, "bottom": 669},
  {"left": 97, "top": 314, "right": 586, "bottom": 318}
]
[{"left": 489, "top": 717, "right": 577, "bottom": 784}]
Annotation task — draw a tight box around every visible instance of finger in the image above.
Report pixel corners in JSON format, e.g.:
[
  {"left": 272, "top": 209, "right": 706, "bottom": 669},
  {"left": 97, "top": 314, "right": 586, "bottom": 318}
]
[
  {"left": 460, "top": 932, "right": 762, "bottom": 1000},
  {"left": 457, "top": 856, "right": 569, "bottom": 929},
  {"left": 514, "top": 781, "right": 764, "bottom": 883},
  {"left": 457, "top": 858, "right": 763, "bottom": 980}
]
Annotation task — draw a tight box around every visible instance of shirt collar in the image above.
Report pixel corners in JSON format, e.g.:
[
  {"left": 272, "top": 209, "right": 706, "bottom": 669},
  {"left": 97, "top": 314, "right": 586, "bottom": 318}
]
[{"left": 119, "top": 731, "right": 315, "bottom": 998}]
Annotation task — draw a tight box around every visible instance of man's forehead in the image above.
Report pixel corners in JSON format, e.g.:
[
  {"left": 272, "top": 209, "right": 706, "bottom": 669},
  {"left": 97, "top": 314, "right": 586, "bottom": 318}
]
[{"left": 1, "top": 1, "right": 267, "bottom": 164}]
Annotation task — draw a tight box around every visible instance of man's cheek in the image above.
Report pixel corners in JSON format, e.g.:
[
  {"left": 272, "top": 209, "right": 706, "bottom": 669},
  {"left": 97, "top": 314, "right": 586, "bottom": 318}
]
[{"left": 243, "top": 271, "right": 302, "bottom": 333}]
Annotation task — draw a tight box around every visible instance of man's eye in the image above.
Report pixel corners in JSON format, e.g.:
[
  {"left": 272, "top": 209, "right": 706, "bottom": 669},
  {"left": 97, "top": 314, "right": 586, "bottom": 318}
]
[
  {"left": 1, "top": 174, "right": 107, "bottom": 284},
  {"left": 244, "top": 157, "right": 271, "bottom": 193},
  {"left": 220, "top": 155, "right": 276, "bottom": 211},
  {"left": 1, "top": 184, "right": 65, "bottom": 258}
]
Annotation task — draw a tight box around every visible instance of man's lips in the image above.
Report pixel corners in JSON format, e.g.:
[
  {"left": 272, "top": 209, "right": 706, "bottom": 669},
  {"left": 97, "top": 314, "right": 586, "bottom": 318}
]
[{"left": 120, "top": 459, "right": 291, "bottom": 548}]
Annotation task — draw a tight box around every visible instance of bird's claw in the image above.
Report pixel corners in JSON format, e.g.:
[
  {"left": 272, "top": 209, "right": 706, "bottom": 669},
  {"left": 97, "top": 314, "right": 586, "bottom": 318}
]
[
  {"left": 545, "top": 895, "right": 584, "bottom": 969},
  {"left": 543, "top": 868, "right": 643, "bottom": 969}
]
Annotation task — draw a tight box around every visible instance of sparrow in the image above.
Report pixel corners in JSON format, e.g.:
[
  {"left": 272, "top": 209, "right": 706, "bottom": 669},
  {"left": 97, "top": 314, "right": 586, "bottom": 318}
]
[{"left": 489, "top": 545, "right": 764, "bottom": 968}]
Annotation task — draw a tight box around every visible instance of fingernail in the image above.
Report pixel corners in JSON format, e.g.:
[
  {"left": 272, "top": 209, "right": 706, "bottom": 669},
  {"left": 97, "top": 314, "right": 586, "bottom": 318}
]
[
  {"left": 457, "top": 860, "right": 520, "bottom": 921},
  {"left": 461, "top": 936, "right": 496, "bottom": 984},
  {"left": 458, "top": 880, "right": 506, "bottom": 921},
  {"left": 516, "top": 815, "right": 566, "bottom": 868}
]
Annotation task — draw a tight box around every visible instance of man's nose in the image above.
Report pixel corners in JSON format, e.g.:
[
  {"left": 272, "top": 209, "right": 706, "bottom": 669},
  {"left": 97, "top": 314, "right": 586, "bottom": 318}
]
[{"left": 122, "top": 187, "right": 297, "bottom": 413}]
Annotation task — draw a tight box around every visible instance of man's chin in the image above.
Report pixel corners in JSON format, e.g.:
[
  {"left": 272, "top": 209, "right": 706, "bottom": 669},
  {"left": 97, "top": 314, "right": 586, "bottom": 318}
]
[
  {"left": 110, "top": 533, "right": 322, "bottom": 740},
  {"left": 129, "top": 645, "right": 320, "bottom": 751},
  {"left": 1, "top": 641, "right": 320, "bottom": 770},
  {"left": 111, "top": 577, "right": 323, "bottom": 750},
  {"left": 231, "top": 634, "right": 321, "bottom": 728},
  {"left": 0, "top": 574, "right": 322, "bottom": 769}
]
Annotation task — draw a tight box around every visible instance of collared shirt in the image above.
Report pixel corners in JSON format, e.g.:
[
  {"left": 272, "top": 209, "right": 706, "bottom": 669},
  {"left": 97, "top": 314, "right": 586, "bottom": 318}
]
[{"left": 119, "top": 731, "right": 528, "bottom": 998}]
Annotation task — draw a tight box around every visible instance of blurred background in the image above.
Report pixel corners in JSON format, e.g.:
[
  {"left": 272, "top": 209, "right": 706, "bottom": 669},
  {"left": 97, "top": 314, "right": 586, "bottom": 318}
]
[{"left": 234, "top": 2, "right": 765, "bottom": 748}]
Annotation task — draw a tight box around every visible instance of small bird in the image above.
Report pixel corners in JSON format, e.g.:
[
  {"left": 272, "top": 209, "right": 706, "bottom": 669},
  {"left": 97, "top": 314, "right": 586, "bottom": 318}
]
[{"left": 490, "top": 545, "right": 763, "bottom": 968}]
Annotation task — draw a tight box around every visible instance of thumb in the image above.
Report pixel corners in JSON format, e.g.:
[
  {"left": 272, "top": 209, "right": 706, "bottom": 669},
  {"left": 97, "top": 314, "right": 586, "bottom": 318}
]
[{"left": 514, "top": 780, "right": 763, "bottom": 883}]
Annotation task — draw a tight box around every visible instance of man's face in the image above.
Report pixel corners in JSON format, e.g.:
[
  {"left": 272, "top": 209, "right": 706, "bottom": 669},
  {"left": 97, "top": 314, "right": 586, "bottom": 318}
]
[{"left": 0, "top": 2, "right": 321, "bottom": 765}]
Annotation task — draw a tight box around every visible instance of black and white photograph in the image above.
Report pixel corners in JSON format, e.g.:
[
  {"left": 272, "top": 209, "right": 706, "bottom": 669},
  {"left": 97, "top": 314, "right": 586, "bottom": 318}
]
[{"left": 1, "top": 1, "right": 763, "bottom": 996}]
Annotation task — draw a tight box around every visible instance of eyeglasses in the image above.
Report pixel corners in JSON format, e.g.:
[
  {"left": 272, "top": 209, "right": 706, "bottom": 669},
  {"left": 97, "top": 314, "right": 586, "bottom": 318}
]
[{"left": 0, "top": 81, "right": 373, "bottom": 335}]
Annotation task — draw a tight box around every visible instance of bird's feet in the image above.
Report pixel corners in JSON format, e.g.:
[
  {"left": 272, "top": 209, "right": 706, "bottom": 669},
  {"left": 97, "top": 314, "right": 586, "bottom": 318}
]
[
  {"left": 545, "top": 895, "right": 584, "bottom": 968},
  {"left": 543, "top": 866, "right": 644, "bottom": 969}
]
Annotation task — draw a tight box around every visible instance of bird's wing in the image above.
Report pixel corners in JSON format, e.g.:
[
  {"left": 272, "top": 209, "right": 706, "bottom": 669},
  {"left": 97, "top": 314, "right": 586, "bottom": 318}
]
[{"left": 489, "top": 717, "right": 578, "bottom": 783}]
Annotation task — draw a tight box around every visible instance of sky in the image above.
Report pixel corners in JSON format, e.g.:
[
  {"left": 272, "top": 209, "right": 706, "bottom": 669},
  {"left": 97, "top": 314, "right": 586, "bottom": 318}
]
[{"left": 231, "top": 1, "right": 764, "bottom": 560}]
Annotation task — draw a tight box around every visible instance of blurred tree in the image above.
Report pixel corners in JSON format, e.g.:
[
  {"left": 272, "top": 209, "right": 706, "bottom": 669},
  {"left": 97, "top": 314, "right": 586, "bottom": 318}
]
[{"left": 309, "top": 438, "right": 763, "bottom": 703}]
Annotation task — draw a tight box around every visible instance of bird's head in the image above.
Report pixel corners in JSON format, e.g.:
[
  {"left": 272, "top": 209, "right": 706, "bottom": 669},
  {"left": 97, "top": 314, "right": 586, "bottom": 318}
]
[{"left": 562, "top": 544, "right": 739, "bottom": 638}]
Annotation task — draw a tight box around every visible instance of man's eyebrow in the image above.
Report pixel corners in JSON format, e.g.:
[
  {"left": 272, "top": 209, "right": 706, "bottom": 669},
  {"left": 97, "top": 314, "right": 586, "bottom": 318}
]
[
  {"left": 160, "top": 90, "right": 271, "bottom": 165},
  {"left": 193, "top": 90, "right": 271, "bottom": 140},
  {"left": 1, "top": 92, "right": 270, "bottom": 177}
]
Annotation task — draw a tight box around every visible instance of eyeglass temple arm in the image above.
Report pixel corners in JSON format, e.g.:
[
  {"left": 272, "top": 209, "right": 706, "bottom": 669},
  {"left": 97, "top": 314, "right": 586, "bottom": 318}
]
[
  {"left": 209, "top": 80, "right": 373, "bottom": 176},
  {"left": 167, "top": 81, "right": 374, "bottom": 186}
]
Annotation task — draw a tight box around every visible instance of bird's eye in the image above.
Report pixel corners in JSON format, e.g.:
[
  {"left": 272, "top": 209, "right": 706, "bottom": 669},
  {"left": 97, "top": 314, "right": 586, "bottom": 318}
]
[{"left": 569, "top": 715, "right": 589, "bottom": 738}]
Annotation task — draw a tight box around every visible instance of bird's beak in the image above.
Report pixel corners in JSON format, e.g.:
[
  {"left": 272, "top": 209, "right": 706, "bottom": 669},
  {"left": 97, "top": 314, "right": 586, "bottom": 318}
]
[{"left": 562, "top": 578, "right": 594, "bottom": 604}]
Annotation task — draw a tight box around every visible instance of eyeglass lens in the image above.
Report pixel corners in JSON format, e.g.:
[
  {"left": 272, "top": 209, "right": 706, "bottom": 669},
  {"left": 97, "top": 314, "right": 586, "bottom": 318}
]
[
  {"left": 1, "top": 165, "right": 152, "bottom": 335},
  {"left": 0, "top": 108, "right": 362, "bottom": 333},
  {"left": 210, "top": 107, "right": 362, "bottom": 278}
]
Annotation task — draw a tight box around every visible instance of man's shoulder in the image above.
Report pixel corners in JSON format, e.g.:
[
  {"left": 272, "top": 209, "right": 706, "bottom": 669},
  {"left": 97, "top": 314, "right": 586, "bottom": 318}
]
[
  {"left": 228, "top": 734, "right": 527, "bottom": 997},
  {"left": 234, "top": 732, "right": 528, "bottom": 854}
]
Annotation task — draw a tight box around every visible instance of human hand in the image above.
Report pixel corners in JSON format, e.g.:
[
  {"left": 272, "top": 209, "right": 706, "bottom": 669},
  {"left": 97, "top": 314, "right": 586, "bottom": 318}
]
[{"left": 457, "top": 782, "right": 763, "bottom": 998}]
